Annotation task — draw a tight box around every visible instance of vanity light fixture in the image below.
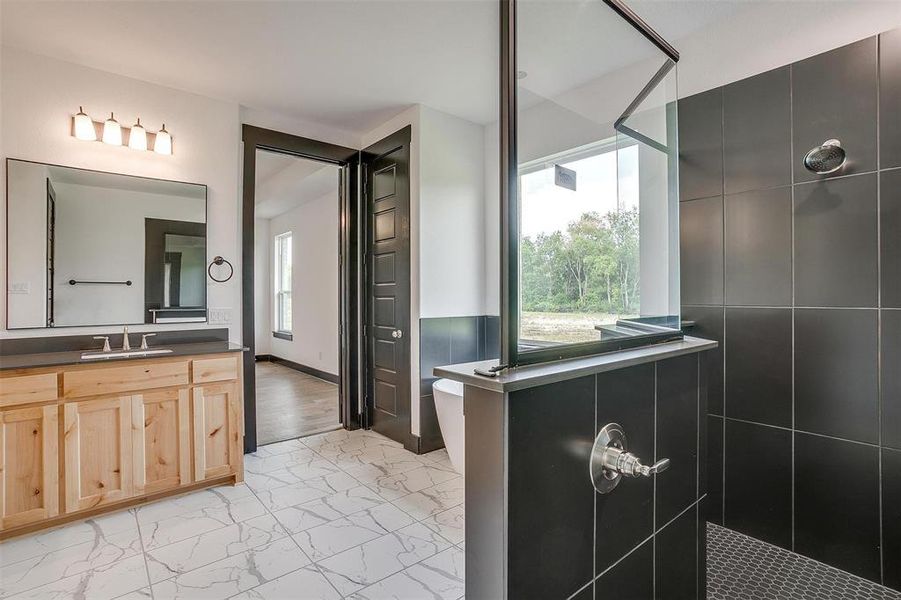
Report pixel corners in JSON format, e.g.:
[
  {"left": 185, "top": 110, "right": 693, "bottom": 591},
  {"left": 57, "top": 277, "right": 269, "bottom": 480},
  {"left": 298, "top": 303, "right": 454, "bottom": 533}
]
[
  {"left": 128, "top": 117, "right": 147, "bottom": 151},
  {"left": 102, "top": 112, "right": 122, "bottom": 146},
  {"left": 154, "top": 124, "right": 172, "bottom": 155},
  {"left": 71, "top": 107, "right": 173, "bottom": 155},
  {"left": 73, "top": 106, "right": 96, "bottom": 141}
]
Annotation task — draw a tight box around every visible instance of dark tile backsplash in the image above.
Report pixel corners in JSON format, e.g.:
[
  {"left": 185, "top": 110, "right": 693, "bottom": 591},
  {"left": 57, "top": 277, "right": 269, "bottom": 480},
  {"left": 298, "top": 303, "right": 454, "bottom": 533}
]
[
  {"left": 679, "top": 30, "right": 898, "bottom": 591},
  {"left": 792, "top": 37, "right": 878, "bottom": 183},
  {"left": 418, "top": 315, "right": 499, "bottom": 453}
]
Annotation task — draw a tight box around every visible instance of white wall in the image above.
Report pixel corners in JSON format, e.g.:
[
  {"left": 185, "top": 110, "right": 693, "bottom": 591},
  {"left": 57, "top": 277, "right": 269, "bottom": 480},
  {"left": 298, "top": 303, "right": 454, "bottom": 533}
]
[
  {"left": 268, "top": 191, "right": 340, "bottom": 375},
  {"left": 1, "top": 47, "right": 241, "bottom": 339},
  {"left": 6, "top": 161, "right": 48, "bottom": 328},
  {"left": 254, "top": 218, "right": 271, "bottom": 355},
  {"left": 419, "top": 106, "right": 486, "bottom": 318}
]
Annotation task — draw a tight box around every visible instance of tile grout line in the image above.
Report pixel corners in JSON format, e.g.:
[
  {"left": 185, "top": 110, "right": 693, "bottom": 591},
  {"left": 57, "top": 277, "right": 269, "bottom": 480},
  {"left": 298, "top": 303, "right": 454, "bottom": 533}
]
[
  {"left": 133, "top": 509, "right": 157, "bottom": 600},
  {"left": 875, "top": 32, "right": 885, "bottom": 587}
]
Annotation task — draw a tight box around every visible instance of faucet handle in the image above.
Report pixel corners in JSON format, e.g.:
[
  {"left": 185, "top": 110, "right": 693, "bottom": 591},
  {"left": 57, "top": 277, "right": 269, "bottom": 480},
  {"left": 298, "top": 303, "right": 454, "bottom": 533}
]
[
  {"left": 93, "top": 336, "right": 111, "bottom": 352},
  {"left": 140, "top": 333, "right": 156, "bottom": 350}
]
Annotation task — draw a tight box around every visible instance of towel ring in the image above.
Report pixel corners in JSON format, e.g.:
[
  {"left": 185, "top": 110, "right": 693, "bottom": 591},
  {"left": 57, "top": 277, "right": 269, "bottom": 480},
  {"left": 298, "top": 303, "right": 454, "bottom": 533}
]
[{"left": 208, "top": 256, "right": 234, "bottom": 283}]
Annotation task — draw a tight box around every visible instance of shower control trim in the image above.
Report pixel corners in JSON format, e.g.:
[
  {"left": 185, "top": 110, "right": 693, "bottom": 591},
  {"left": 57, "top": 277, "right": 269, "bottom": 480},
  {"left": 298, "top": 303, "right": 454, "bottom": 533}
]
[{"left": 590, "top": 422, "right": 670, "bottom": 494}]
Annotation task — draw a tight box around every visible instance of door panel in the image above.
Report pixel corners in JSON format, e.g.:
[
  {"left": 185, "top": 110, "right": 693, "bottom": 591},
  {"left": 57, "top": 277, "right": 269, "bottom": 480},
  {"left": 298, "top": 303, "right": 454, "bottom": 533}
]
[
  {"left": 64, "top": 397, "right": 133, "bottom": 512},
  {"left": 193, "top": 383, "right": 242, "bottom": 482},
  {"left": 364, "top": 127, "right": 412, "bottom": 444},
  {"left": 0, "top": 406, "right": 59, "bottom": 530},
  {"left": 132, "top": 388, "right": 191, "bottom": 495}
]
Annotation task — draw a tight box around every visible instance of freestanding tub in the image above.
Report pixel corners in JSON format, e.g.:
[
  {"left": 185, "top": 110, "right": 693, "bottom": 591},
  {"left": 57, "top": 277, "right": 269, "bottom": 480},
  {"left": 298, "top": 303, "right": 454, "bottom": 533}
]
[{"left": 432, "top": 378, "right": 465, "bottom": 475}]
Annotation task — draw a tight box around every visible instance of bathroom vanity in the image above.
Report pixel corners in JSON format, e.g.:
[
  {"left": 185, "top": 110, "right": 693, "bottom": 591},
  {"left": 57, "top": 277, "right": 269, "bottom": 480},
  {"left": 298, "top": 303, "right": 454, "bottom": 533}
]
[
  {"left": 436, "top": 336, "right": 716, "bottom": 600},
  {"left": 0, "top": 340, "right": 244, "bottom": 539}
]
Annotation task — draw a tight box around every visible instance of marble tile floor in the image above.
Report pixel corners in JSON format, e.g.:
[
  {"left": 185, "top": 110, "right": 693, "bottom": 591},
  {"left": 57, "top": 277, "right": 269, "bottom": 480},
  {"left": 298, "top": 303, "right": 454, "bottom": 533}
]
[{"left": 0, "top": 429, "right": 464, "bottom": 600}]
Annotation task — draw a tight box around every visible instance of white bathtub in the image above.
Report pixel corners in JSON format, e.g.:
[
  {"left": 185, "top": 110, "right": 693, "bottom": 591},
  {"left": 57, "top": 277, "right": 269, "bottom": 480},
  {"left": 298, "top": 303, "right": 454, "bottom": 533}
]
[{"left": 432, "top": 378, "right": 465, "bottom": 475}]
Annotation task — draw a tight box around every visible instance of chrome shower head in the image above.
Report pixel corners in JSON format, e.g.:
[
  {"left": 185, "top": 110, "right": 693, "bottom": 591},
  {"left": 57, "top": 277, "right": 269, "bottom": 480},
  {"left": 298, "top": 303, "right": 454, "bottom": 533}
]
[{"left": 803, "top": 139, "right": 846, "bottom": 174}]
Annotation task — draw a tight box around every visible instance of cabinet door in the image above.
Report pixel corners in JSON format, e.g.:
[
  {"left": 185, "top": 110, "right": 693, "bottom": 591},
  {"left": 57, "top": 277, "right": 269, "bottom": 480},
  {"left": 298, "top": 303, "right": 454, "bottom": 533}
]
[
  {"left": 64, "top": 397, "right": 133, "bottom": 512},
  {"left": 0, "top": 406, "right": 59, "bottom": 530},
  {"left": 192, "top": 382, "right": 242, "bottom": 482},
  {"left": 132, "top": 389, "right": 191, "bottom": 495}
]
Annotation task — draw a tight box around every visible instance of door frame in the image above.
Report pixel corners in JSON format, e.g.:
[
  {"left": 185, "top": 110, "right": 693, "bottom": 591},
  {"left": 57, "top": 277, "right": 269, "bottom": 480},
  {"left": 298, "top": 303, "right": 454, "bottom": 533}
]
[{"left": 241, "top": 125, "right": 362, "bottom": 453}]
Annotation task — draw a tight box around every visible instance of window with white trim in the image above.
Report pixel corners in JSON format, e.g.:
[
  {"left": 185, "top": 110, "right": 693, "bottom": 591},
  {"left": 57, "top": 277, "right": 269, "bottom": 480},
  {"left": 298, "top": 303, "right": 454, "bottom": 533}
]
[{"left": 274, "top": 231, "right": 292, "bottom": 333}]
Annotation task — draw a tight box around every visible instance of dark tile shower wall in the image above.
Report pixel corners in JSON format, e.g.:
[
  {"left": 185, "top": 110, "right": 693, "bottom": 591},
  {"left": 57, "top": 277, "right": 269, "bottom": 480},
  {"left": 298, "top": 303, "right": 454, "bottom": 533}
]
[
  {"left": 679, "top": 31, "right": 900, "bottom": 590},
  {"left": 502, "top": 354, "right": 707, "bottom": 599},
  {"left": 418, "top": 315, "right": 499, "bottom": 453}
]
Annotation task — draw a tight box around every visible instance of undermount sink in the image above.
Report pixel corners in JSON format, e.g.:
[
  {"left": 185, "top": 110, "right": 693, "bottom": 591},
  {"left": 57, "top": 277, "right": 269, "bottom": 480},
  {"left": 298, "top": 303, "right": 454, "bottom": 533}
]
[{"left": 80, "top": 348, "right": 174, "bottom": 360}]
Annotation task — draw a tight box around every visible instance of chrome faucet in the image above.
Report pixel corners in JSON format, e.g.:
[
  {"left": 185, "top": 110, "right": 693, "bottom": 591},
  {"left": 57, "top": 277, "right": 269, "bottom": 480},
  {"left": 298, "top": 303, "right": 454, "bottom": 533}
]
[
  {"left": 93, "top": 336, "right": 111, "bottom": 352},
  {"left": 140, "top": 333, "right": 156, "bottom": 350},
  {"left": 122, "top": 326, "right": 131, "bottom": 351}
]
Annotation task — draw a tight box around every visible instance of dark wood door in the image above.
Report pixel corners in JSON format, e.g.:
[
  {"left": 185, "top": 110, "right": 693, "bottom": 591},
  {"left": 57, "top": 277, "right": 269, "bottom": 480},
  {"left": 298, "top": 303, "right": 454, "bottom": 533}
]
[{"left": 363, "top": 127, "right": 411, "bottom": 444}]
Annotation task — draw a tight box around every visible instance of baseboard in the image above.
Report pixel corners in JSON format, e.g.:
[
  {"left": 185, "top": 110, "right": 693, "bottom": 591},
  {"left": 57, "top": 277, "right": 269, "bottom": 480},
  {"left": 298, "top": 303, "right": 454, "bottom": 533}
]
[
  {"left": 255, "top": 354, "right": 273, "bottom": 362},
  {"left": 262, "top": 355, "right": 340, "bottom": 384}
]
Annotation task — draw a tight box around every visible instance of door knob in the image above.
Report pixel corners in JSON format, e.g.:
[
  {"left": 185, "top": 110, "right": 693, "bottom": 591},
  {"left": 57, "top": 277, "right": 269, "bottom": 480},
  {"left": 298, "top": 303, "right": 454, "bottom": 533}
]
[
  {"left": 391, "top": 329, "right": 403, "bottom": 339},
  {"left": 590, "top": 423, "right": 670, "bottom": 494}
]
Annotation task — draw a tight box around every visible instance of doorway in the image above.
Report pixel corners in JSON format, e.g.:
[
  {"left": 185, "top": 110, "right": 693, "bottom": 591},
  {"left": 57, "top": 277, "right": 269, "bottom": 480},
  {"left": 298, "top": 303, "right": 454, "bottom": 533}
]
[{"left": 253, "top": 150, "right": 342, "bottom": 445}]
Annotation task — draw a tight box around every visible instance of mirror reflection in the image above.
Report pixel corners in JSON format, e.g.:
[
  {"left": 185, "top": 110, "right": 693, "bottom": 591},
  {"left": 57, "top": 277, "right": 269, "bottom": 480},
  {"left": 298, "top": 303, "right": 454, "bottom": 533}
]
[{"left": 6, "top": 159, "right": 207, "bottom": 328}]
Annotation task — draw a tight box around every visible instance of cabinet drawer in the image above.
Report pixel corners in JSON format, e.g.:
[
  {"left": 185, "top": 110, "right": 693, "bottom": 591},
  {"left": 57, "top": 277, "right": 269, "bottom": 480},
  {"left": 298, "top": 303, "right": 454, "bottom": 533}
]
[
  {"left": 0, "top": 373, "right": 58, "bottom": 408},
  {"left": 192, "top": 357, "right": 238, "bottom": 384},
  {"left": 63, "top": 361, "right": 189, "bottom": 399}
]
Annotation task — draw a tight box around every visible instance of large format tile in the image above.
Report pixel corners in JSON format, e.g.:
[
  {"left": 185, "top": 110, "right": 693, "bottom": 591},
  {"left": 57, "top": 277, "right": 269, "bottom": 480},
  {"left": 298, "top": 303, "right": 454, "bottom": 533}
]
[
  {"left": 724, "top": 307, "right": 792, "bottom": 427},
  {"left": 350, "top": 546, "right": 464, "bottom": 600},
  {"left": 151, "top": 537, "right": 310, "bottom": 600},
  {"left": 707, "top": 415, "right": 724, "bottom": 525},
  {"left": 594, "top": 539, "right": 653, "bottom": 600},
  {"left": 243, "top": 447, "right": 319, "bottom": 475},
  {"left": 724, "top": 187, "right": 792, "bottom": 306},
  {"left": 0, "top": 528, "right": 142, "bottom": 598},
  {"left": 420, "top": 504, "right": 465, "bottom": 545},
  {"left": 0, "top": 510, "right": 137, "bottom": 568},
  {"left": 656, "top": 354, "right": 700, "bottom": 526},
  {"left": 794, "top": 174, "right": 878, "bottom": 307},
  {"left": 3, "top": 555, "right": 149, "bottom": 600},
  {"left": 359, "top": 463, "right": 459, "bottom": 500},
  {"left": 794, "top": 308, "right": 878, "bottom": 443},
  {"left": 681, "top": 305, "right": 724, "bottom": 415},
  {"left": 595, "top": 364, "right": 654, "bottom": 573},
  {"left": 140, "top": 493, "right": 268, "bottom": 550},
  {"left": 793, "top": 36, "right": 878, "bottom": 183},
  {"left": 678, "top": 89, "right": 724, "bottom": 201},
  {"left": 230, "top": 565, "right": 341, "bottom": 600},
  {"left": 723, "top": 420, "right": 792, "bottom": 549},
  {"left": 723, "top": 66, "right": 791, "bottom": 194},
  {"left": 883, "top": 448, "right": 901, "bottom": 591},
  {"left": 253, "top": 473, "right": 359, "bottom": 512},
  {"left": 134, "top": 483, "right": 255, "bottom": 525},
  {"left": 882, "top": 29, "right": 901, "bottom": 169},
  {"left": 272, "top": 487, "right": 392, "bottom": 534},
  {"left": 507, "top": 375, "right": 595, "bottom": 600},
  {"left": 144, "top": 514, "right": 287, "bottom": 583},
  {"left": 243, "top": 458, "right": 345, "bottom": 493},
  {"left": 884, "top": 310, "right": 901, "bottom": 449},
  {"left": 292, "top": 503, "right": 414, "bottom": 561},
  {"left": 391, "top": 477, "right": 464, "bottom": 521},
  {"left": 681, "top": 196, "right": 724, "bottom": 305},
  {"left": 317, "top": 523, "right": 451, "bottom": 596},
  {"left": 655, "top": 506, "right": 698, "bottom": 600},
  {"left": 883, "top": 170, "right": 901, "bottom": 308},
  {"left": 795, "top": 432, "right": 881, "bottom": 582}
]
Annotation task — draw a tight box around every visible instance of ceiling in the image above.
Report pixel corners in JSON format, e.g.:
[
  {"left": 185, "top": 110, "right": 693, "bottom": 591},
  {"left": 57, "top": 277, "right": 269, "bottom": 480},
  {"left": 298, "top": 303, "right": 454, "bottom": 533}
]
[
  {"left": 1, "top": 0, "right": 750, "bottom": 136},
  {"left": 255, "top": 150, "right": 338, "bottom": 219}
]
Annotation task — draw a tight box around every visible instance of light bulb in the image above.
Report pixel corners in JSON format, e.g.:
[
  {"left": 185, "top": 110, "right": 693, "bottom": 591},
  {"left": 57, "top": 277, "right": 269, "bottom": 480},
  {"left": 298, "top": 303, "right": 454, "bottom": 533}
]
[
  {"left": 102, "top": 112, "right": 122, "bottom": 145},
  {"left": 154, "top": 124, "right": 172, "bottom": 155},
  {"left": 128, "top": 117, "right": 147, "bottom": 151},
  {"left": 73, "top": 106, "right": 96, "bottom": 141}
]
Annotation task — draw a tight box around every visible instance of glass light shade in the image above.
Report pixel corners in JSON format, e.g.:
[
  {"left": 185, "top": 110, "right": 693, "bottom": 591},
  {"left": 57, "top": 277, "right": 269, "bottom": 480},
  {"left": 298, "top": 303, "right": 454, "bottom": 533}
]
[
  {"left": 102, "top": 113, "right": 122, "bottom": 145},
  {"left": 73, "top": 107, "right": 96, "bottom": 141},
  {"left": 154, "top": 124, "right": 172, "bottom": 155},
  {"left": 128, "top": 118, "right": 147, "bottom": 151}
]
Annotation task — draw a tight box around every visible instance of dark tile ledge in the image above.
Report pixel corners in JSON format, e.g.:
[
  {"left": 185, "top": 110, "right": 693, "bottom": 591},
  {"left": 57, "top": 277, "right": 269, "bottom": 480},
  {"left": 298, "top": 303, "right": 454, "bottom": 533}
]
[
  {"left": 0, "top": 341, "right": 247, "bottom": 371},
  {"left": 433, "top": 336, "right": 717, "bottom": 393}
]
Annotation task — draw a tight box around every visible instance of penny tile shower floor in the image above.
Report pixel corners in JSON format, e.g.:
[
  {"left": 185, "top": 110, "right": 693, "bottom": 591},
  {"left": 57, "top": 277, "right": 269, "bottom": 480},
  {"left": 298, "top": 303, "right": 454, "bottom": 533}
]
[{"left": 0, "top": 429, "right": 464, "bottom": 600}]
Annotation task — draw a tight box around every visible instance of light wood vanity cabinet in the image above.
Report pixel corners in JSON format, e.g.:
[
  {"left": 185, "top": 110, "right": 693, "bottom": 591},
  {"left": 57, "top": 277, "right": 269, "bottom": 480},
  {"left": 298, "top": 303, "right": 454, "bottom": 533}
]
[{"left": 0, "top": 351, "right": 243, "bottom": 538}]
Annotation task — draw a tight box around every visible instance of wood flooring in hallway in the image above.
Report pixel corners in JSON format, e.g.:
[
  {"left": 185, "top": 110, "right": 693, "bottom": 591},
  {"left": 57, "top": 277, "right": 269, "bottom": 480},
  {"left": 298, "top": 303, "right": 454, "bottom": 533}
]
[{"left": 256, "top": 360, "right": 341, "bottom": 445}]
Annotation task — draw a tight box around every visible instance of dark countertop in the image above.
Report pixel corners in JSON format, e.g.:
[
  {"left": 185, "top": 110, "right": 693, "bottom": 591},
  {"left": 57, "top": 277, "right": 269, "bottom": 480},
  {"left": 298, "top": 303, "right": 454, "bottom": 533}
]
[
  {"left": 433, "top": 336, "right": 717, "bottom": 393},
  {"left": 0, "top": 341, "right": 247, "bottom": 371}
]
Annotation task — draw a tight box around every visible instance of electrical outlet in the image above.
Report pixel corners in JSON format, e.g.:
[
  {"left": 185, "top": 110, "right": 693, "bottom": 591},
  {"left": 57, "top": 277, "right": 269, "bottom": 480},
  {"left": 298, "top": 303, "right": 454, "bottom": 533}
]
[{"left": 208, "top": 308, "right": 232, "bottom": 325}]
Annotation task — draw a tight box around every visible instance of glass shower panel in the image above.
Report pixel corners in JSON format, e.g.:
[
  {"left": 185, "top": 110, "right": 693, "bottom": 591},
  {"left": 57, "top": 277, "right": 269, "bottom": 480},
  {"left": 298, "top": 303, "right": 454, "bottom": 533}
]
[{"left": 516, "top": 0, "right": 680, "bottom": 353}]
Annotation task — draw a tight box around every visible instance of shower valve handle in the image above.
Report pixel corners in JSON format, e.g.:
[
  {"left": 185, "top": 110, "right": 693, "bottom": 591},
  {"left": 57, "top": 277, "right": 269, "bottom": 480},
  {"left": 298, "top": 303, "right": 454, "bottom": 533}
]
[
  {"left": 590, "top": 423, "right": 670, "bottom": 494},
  {"left": 600, "top": 446, "right": 669, "bottom": 478}
]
